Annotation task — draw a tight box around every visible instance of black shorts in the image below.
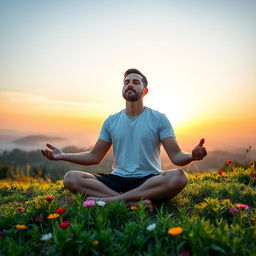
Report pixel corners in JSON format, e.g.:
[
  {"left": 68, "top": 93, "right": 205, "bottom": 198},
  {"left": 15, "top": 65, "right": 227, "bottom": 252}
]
[
  {"left": 93, "top": 173, "right": 171, "bottom": 206},
  {"left": 93, "top": 173, "right": 159, "bottom": 193}
]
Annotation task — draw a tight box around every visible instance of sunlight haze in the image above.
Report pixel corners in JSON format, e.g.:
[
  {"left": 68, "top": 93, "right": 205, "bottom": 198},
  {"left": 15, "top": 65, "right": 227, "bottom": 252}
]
[{"left": 0, "top": 0, "right": 255, "bottom": 152}]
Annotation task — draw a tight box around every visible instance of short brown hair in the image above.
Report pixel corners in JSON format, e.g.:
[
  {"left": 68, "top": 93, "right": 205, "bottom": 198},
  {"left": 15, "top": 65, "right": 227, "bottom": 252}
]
[{"left": 124, "top": 68, "right": 148, "bottom": 88}]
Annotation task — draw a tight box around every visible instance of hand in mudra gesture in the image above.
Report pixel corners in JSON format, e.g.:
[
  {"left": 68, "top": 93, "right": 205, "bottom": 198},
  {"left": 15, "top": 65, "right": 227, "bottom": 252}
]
[
  {"left": 191, "top": 138, "right": 207, "bottom": 161},
  {"left": 41, "top": 144, "right": 63, "bottom": 161}
]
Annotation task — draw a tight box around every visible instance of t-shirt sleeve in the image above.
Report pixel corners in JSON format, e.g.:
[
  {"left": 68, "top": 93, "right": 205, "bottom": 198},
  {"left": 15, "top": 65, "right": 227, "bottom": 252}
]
[
  {"left": 99, "top": 117, "right": 112, "bottom": 142},
  {"left": 159, "top": 114, "right": 176, "bottom": 140}
]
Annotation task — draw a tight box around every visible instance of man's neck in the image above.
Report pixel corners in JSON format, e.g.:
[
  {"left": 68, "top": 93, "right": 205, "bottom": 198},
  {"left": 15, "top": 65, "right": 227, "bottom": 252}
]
[{"left": 125, "top": 101, "right": 145, "bottom": 117}]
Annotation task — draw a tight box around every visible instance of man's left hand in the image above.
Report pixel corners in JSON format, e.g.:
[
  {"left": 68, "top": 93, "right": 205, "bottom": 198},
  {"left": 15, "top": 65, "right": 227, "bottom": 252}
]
[{"left": 191, "top": 138, "right": 207, "bottom": 161}]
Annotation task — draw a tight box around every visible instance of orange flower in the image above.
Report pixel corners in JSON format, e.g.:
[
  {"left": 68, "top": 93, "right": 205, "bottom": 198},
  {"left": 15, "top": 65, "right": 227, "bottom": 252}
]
[
  {"left": 16, "top": 224, "right": 28, "bottom": 230},
  {"left": 201, "top": 203, "right": 207, "bottom": 209},
  {"left": 167, "top": 227, "right": 183, "bottom": 236},
  {"left": 130, "top": 205, "right": 138, "bottom": 211},
  {"left": 92, "top": 240, "right": 99, "bottom": 245},
  {"left": 47, "top": 213, "right": 59, "bottom": 219}
]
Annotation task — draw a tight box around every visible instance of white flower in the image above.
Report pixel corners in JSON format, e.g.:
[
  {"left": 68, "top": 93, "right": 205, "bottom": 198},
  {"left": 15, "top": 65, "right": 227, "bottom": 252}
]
[
  {"left": 146, "top": 223, "right": 156, "bottom": 231},
  {"left": 96, "top": 200, "right": 107, "bottom": 207},
  {"left": 41, "top": 233, "right": 53, "bottom": 241}
]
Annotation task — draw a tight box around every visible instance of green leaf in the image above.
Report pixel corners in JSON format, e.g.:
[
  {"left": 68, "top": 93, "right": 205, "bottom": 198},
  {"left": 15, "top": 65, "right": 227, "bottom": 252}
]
[{"left": 210, "top": 244, "right": 226, "bottom": 254}]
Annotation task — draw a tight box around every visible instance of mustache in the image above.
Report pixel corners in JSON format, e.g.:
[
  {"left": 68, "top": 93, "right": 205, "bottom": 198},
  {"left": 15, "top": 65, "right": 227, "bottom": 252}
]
[{"left": 125, "top": 88, "right": 136, "bottom": 93}]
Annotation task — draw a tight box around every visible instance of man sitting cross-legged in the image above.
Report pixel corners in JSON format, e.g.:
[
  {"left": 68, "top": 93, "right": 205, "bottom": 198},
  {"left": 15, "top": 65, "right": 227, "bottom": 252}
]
[{"left": 41, "top": 68, "right": 207, "bottom": 211}]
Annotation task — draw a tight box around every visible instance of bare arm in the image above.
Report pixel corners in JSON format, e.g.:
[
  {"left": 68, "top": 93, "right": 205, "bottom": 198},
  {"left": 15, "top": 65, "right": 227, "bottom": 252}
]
[
  {"left": 41, "top": 139, "right": 112, "bottom": 165},
  {"left": 161, "top": 137, "right": 207, "bottom": 166}
]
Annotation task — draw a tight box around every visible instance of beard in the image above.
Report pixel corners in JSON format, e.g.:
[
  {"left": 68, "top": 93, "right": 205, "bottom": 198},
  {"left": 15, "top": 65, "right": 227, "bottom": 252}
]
[{"left": 122, "top": 89, "right": 143, "bottom": 102}]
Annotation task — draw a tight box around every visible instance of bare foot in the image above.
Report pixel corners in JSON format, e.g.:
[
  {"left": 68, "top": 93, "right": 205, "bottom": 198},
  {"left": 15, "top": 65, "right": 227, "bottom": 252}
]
[{"left": 86, "top": 197, "right": 154, "bottom": 212}]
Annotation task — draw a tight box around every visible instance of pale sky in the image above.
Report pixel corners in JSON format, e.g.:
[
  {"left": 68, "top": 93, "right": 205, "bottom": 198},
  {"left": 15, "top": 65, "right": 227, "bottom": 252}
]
[{"left": 0, "top": 0, "right": 255, "bottom": 151}]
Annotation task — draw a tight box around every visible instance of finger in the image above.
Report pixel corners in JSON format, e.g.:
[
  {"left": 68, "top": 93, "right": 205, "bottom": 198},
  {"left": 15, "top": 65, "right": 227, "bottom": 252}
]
[
  {"left": 198, "top": 138, "right": 205, "bottom": 147},
  {"left": 41, "top": 150, "right": 46, "bottom": 157},
  {"left": 46, "top": 143, "right": 56, "bottom": 150},
  {"left": 202, "top": 147, "right": 207, "bottom": 156}
]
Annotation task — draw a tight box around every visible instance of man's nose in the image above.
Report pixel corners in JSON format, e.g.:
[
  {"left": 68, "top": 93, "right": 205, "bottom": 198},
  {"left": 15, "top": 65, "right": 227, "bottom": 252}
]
[{"left": 128, "top": 85, "right": 133, "bottom": 88}]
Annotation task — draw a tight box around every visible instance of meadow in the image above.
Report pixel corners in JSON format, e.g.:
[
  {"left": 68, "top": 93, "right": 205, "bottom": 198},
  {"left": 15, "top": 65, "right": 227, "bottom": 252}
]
[{"left": 0, "top": 161, "right": 255, "bottom": 256}]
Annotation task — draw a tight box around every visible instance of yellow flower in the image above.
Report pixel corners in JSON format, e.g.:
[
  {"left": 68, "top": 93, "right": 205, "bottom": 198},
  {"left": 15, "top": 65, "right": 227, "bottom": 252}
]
[
  {"left": 167, "top": 227, "right": 183, "bottom": 236},
  {"left": 92, "top": 240, "right": 99, "bottom": 245},
  {"left": 130, "top": 205, "right": 138, "bottom": 211},
  {"left": 201, "top": 203, "right": 207, "bottom": 209},
  {"left": 16, "top": 224, "right": 28, "bottom": 230},
  {"left": 47, "top": 213, "right": 59, "bottom": 219}
]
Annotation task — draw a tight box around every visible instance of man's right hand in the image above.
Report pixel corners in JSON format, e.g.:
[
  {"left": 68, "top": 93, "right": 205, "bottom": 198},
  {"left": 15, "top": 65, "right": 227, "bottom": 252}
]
[{"left": 41, "top": 144, "right": 64, "bottom": 161}]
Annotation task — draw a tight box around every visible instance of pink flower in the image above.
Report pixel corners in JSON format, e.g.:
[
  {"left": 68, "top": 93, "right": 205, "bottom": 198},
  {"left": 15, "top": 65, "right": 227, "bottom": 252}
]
[
  {"left": 59, "top": 221, "right": 71, "bottom": 229},
  {"left": 61, "top": 197, "right": 68, "bottom": 201},
  {"left": 83, "top": 200, "right": 96, "bottom": 207},
  {"left": 226, "top": 160, "right": 232, "bottom": 164},
  {"left": 236, "top": 204, "right": 249, "bottom": 210},
  {"left": 229, "top": 208, "right": 239, "bottom": 213},
  {"left": 18, "top": 207, "right": 25, "bottom": 213},
  {"left": 179, "top": 249, "right": 191, "bottom": 256},
  {"left": 35, "top": 217, "right": 44, "bottom": 222},
  {"left": 0, "top": 231, "right": 5, "bottom": 237},
  {"left": 45, "top": 196, "right": 55, "bottom": 202}
]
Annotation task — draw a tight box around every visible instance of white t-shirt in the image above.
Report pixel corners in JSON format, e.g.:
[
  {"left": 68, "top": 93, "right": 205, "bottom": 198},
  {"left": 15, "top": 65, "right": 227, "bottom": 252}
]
[{"left": 99, "top": 107, "right": 175, "bottom": 177}]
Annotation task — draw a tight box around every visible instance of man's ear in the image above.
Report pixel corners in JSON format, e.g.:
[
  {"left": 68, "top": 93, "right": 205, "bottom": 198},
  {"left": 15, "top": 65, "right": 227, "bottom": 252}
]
[{"left": 143, "top": 88, "right": 148, "bottom": 96}]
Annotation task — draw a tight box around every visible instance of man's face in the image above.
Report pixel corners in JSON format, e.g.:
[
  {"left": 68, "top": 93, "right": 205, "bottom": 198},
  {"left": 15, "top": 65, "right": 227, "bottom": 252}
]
[{"left": 122, "top": 73, "right": 145, "bottom": 102}]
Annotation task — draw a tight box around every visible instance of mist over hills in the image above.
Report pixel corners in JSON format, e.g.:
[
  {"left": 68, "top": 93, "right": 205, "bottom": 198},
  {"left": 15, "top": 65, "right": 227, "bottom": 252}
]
[{"left": 0, "top": 130, "right": 254, "bottom": 173}]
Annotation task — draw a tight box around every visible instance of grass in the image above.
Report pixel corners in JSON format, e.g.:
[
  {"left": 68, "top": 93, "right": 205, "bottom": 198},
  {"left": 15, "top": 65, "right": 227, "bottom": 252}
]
[{"left": 0, "top": 165, "right": 255, "bottom": 256}]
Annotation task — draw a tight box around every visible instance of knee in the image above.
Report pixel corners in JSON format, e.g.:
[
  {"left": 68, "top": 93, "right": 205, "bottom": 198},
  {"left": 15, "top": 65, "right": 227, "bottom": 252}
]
[
  {"left": 63, "top": 171, "right": 76, "bottom": 190},
  {"left": 166, "top": 169, "right": 189, "bottom": 190}
]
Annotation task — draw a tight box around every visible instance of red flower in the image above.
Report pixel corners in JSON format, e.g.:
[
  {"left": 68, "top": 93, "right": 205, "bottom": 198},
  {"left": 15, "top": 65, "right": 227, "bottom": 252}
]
[
  {"left": 226, "top": 160, "right": 232, "bottom": 164},
  {"left": 35, "top": 217, "right": 44, "bottom": 222},
  {"left": 18, "top": 207, "right": 25, "bottom": 213},
  {"left": 45, "top": 196, "right": 55, "bottom": 202},
  {"left": 59, "top": 221, "right": 71, "bottom": 229},
  {"left": 217, "top": 170, "right": 224, "bottom": 175},
  {"left": 55, "top": 208, "right": 66, "bottom": 215}
]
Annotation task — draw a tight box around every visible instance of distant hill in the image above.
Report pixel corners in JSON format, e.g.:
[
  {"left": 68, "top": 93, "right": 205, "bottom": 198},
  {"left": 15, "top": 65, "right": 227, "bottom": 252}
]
[{"left": 13, "top": 135, "right": 68, "bottom": 145}]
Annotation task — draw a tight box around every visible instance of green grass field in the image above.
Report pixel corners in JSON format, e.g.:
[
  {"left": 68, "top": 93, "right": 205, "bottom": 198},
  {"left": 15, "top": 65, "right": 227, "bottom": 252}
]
[{"left": 0, "top": 164, "right": 255, "bottom": 256}]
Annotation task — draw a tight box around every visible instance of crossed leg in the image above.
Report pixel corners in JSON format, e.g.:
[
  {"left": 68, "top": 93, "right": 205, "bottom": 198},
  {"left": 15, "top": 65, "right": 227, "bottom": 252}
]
[{"left": 63, "top": 169, "right": 189, "bottom": 211}]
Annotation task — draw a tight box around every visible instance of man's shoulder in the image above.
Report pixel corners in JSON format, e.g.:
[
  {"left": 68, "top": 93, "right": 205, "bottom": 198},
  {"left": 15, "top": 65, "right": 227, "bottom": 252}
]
[{"left": 105, "top": 109, "right": 124, "bottom": 122}]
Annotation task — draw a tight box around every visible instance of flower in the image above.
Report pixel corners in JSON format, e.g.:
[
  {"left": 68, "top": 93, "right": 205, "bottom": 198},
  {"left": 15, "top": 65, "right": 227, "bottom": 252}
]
[
  {"left": 55, "top": 208, "right": 66, "bottom": 215},
  {"left": 217, "top": 170, "right": 224, "bottom": 175},
  {"left": 0, "top": 231, "right": 6, "bottom": 237},
  {"left": 41, "top": 233, "right": 52, "bottom": 241},
  {"left": 229, "top": 208, "right": 239, "bottom": 213},
  {"left": 59, "top": 221, "right": 71, "bottom": 229},
  {"left": 45, "top": 196, "right": 55, "bottom": 202},
  {"left": 146, "top": 223, "right": 156, "bottom": 231},
  {"left": 96, "top": 200, "right": 107, "bottom": 207},
  {"left": 249, "top": 162, "right": 254, "bottom": 169},
  {"left": 201, "top": 203, "right": 207, "bottom": 209},
  {"left": 195, "top": 174, "right": 200, "bottom": 178},
  {"left": 225, "top": 198, "right": 231, "bottom": 202},
  {"left": 61, "top": 197, "right": 68, "bottom": 201},
  {"left": 130, "top": 205, "right": 138, "bottom": 211},
  {"left": 236, "top": 204, "right": 249, "bottom": 210},
  {"left": 35, "top": 217, "right": 44, "bottom": 222},
  {"left": 16, "top": 224, "right": 28, "bottom": 230},
  {"left": 92, "top": 240, "right": 99, "bottom": 245},
  {"left": 47, "top": 213, "right": 59, "bottom": 219},
  {"left": 18, "top": 207, "right": 25, "bottom": 213},
  {"left": 179, "top": 249, "right": 191, "bottom": 256},
  {"left": 83, "top": 200, "right": 96, "bottom": 207},
  {"left": 226, "top": 160, "right": 232, "bottom": 164},
  {"left": 168, "top": 227, "right": 183, "bottom": 236}
]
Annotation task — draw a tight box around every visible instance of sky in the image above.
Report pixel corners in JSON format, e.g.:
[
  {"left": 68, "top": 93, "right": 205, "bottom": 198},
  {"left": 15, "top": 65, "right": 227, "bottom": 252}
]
[{"left": 0, "top": 0, "right": 255, "bottom": 152}]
